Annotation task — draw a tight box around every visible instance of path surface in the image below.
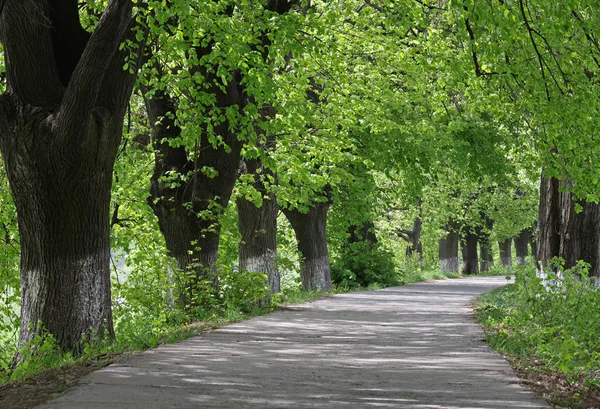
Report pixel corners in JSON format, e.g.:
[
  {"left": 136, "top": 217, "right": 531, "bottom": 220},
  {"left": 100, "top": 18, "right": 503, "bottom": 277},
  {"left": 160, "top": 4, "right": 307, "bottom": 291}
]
[{"left": 39, "top": 276, "right": 549, "bottom": 409}]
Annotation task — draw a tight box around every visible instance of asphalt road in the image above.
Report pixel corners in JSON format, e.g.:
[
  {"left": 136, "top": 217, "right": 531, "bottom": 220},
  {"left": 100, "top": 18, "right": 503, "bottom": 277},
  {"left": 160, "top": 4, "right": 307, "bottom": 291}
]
[{"left": 39, "top": 276, "right": 550, "bottom": 409}]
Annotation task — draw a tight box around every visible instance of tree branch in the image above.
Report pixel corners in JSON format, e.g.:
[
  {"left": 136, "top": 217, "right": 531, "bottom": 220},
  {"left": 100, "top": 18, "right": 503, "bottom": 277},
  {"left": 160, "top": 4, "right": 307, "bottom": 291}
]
[
  {"left": 0, "top": 0, "right": 63, "bottom": 106},
  {"left": 57, "top": 0, "right": 133, "bottom": 138},
  {"left": 518, "top": 0, "right": 551, "bottom": 100},
  {"left": 464, "top": 17, "right": 498, "bottom": 77}
]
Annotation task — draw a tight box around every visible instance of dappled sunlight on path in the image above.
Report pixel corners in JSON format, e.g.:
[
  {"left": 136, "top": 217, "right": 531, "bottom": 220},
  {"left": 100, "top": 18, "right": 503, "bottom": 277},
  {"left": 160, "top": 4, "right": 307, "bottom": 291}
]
[{"left": 39, "top": 277, "right": 549, "bottom": 409}]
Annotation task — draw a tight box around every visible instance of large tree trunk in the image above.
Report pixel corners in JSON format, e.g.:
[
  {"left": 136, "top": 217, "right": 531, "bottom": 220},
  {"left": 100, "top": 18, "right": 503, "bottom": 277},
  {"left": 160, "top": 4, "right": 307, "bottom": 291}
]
[
  {"left": 145, "top": 89, "right": 242, "bottom": 304},
  {"left": 514, "top": 229, "right": 530, "bottom": 265},
  {"left": 537, "top": 177, "right": 600, "bottom": 278},
  {"left": 439, "top": 223, "right": 459, "bottom": 273},
  {"left": 498, "top": 238, "right": 513, "bottom": 268},
  {"left": 461, "top": 230, "right": 479, "bottom": 275},
  {"left": 283, "top": 201, "right": 333, "bottom": 292},
  {"left": 237, "top": 157, "right": 280, "bottom": 293},
  {"left": 0, "top": 1, "right": 137, "bottom": 351}
]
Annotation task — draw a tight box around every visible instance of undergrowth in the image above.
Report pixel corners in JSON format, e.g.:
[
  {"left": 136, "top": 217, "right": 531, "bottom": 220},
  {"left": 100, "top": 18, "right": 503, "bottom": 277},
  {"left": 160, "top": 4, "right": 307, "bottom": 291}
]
[
  {"left": 475, "top": 261, "right": 600, "bottom": 407},
  {"left": 0, "top": 280, "right": 342, "bottom": 386}
]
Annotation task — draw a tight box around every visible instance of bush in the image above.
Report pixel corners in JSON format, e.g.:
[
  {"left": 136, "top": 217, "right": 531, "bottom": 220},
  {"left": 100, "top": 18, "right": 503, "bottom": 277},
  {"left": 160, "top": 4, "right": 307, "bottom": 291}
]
[
  {"left": 476, "top": 260, "right": 600, "bottom": 385},
  {"left": 331, "top": 241, "right": 397, "bottom": 288}
]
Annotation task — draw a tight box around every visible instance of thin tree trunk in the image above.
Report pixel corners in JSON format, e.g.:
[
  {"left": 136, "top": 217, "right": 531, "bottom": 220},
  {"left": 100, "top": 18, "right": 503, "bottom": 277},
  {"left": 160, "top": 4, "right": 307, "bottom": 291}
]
[
  {"left": 237, "top": 158, "right": 280, "bottom": 293},
  {"left": 487, "top": 246, "right": 495, "bottom": 267},
  {"left": 0, "top": 1, "right": 137, "bottom": 352},
  {"left": 461, "top": 231, "right": 479, "bottom": 275},
  {"left": 498, "top": 238, "right": 513, "bottom": 268},
  {"left": 283, "top": 201, "right": 333, "bottom": 292},
  {"left": 514, "top": 229, "right": 530, "bottom": 265},
  {"left": 530, "top": 232, "right": 537, "bottom": 265},
  {"left": 439, "top": 223, "right": 459, "bottom": 273},
  {"left": 404, "top": 197, "right": 423, "bottom": 261}
]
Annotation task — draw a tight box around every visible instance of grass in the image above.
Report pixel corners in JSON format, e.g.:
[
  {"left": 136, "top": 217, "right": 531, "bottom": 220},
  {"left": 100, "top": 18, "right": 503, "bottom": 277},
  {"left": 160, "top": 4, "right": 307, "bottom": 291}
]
[{"left": 474, "top": 264, "right": 600, "bottom": 408}]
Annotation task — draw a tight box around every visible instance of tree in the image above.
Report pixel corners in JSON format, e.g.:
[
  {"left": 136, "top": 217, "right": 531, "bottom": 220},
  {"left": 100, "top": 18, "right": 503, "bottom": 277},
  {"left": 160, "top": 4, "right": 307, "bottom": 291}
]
[
  {"left": 237, "top": 133, "right": 280, "bottom": 293},
  {"left": 0, "top": 0, "right": 140, "bottom": 351},
  {"left": 142, "top": 1, "right": 296, "bottom": 304}
]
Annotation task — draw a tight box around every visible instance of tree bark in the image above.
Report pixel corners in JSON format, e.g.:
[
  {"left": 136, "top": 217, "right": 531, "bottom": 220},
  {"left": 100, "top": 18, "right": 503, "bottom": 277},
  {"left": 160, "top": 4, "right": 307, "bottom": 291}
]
[
  {"left": 0, "top": 0, "right": 137, "bottom": 351},
  {"left": 283, "top": 200, "right": 333, "bottom": 292},
  {"left": 479, "top": 242, "right": 492, "bottom": 272},
  {"left": 145, "top": 88, "right": 242, "bottom": 304},
  {"left": 237, "top": 157, "right": 280, "bottom": 293},
  {"left": 403, "top": 197, "right": 423, "bottom": 261},
  {"left": 514, "top": 229, "right": 530, "bottom": 265},
  {"left": 537, "top": 177, "right": 600, "bottom": 278},
  {"left": 439, "top": 222, "right": 459, "bottom": 273},
  {"left": 498, "top": 238, "right": 513, "bottom": 268},
  {"left": 461, "top": 230, "right": 479, "bottom": 275}
]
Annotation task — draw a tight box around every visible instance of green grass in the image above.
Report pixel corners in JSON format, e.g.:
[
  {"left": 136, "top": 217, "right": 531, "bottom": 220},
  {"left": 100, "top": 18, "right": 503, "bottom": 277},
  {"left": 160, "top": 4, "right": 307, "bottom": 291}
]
[{"left": 474, "top": 263, "right": 600, "bottom": 408}]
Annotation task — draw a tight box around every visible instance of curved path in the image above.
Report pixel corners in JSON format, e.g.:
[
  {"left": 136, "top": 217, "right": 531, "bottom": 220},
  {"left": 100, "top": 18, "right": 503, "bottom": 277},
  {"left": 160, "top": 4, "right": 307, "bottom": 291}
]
[{"left": 39, "top": 276, "right": 549, "bottom": 409}]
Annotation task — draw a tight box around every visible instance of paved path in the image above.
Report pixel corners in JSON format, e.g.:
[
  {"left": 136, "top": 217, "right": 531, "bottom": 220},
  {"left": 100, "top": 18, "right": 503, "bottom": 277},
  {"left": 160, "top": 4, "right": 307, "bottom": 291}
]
[{"left": 39, "top": 276, "right": 549, "bottom": 409}]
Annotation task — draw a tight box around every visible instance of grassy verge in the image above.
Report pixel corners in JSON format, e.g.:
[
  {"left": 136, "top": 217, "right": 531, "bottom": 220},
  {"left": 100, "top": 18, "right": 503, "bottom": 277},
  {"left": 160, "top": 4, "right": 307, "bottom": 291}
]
[{"left": 474, "top": 264, "right": 600, "bottom": 408}]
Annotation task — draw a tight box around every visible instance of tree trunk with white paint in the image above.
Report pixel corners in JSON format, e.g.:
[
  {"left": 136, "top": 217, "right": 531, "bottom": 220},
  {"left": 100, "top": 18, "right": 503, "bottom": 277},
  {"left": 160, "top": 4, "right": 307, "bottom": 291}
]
[{"left": 283, "top": 201, "right": 333, "bottom": 292}]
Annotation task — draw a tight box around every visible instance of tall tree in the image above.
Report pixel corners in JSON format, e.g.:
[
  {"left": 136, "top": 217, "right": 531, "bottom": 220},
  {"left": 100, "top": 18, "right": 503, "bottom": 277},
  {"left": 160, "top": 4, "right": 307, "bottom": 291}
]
[
  {"left": 282, "top": 189, "right": 333, "bottom": 292},
  {"left": 537, "top": 177, "right": 600, "bottom": 278},
  {"left": 439, "top": 222, "right": 460, "bottom": 273},
  {"left": 143, "top": 1, "right": 296, "bottom": 303},
  {"left": 237, "top": 135, "right": 280, "bottom": 293},
  {"left": 0, "top": 0, "right": 139, "bottom": 351}
]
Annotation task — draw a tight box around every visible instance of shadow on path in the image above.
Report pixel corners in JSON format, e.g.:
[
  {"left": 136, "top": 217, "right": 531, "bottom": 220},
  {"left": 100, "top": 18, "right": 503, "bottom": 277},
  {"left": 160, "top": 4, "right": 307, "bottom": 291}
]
[{"left": 39, "top": 276, "right": 549, "bottom": 409}]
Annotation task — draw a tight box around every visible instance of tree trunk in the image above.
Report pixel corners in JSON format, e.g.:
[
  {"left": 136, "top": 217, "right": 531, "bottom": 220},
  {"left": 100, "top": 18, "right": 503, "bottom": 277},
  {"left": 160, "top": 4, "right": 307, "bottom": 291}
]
[
  {"left": 404, "top": 197, "right": 423, "bottom": 261},
  {"left": 479, "top": 243, "right": 491, "bottom": 272},
  {"left": 439, "top": 223, "right": 459, "bottom": 273},
  {"left": 478, "top": 226, "right": 492, "bottom": 272},
  {"left": 348, "top": 221, "right": 378, "bottom": 247},
  {"left": 283, "top": 201, "right": 333, "bottom": 292},
  {"left": 537, "top": 177, "right": 600, "bottom": 278},
  {"left": 144, "top": 52, "right": 246, "bottom": 302},
  {"left": 530, "top": 233, "right": 537, "bottom": 264},
  {"left": 487, "top": 246, "right": 495, "bottom": 267},
  {"left": 461, "top": 231, "right": 479, "bottom": 275},
  {"left": 498, "top": 238, "right": 513, "bottom": 268},
  {"left": 0, "top": 1, "right": 137, "bottom": 351},
  {"left": 514, "top": 229, "right": 530, "bottom": 265},
  {"left": 237, "top": 158, "right": 280, "bottom": 293}
]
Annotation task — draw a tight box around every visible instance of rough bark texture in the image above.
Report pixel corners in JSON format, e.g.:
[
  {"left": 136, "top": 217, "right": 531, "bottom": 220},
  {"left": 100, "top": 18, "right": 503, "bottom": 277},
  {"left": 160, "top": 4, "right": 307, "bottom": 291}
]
[
  {"left": 237, "top": 156, "right": 280, "bottom": 293},
  {"left": 283, "top": 201, "right": 333, "bottom": 292},
  {"left": 461, "top": 231, "right": 479, "bottom": 275},
  {"left": 498, "top": 238, "right": 513, "bottom": 268},
  {"left": 145, "top": 84, "right": 242, "bottom": 300},
  {"left": 514, "top": 229, "right": 530, "bottom": 265},
  {"left": 0, "top": 0, "right": 137, "bottom": 351},
  {"left": 537, "top": 177, "right": 600, "bottom": 278},
  {"left": 439, "top": 223, "right": 459, "bottom": 273}
]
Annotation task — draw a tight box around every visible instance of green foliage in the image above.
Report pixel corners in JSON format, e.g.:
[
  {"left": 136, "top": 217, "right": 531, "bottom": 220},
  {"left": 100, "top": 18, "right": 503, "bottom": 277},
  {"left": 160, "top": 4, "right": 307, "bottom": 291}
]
[
  {"left": 476, "top": 262, "right": 600, "bottom": 387},
  {"left": 331, "top": 241, "right": 397, "bottom": 288}
]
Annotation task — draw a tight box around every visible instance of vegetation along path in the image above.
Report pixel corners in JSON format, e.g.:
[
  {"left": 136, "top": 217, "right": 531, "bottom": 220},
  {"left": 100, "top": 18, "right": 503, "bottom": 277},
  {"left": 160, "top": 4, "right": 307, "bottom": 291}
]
[{"left": 38, "top": 277, "right": 549, "bottom": 409}]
